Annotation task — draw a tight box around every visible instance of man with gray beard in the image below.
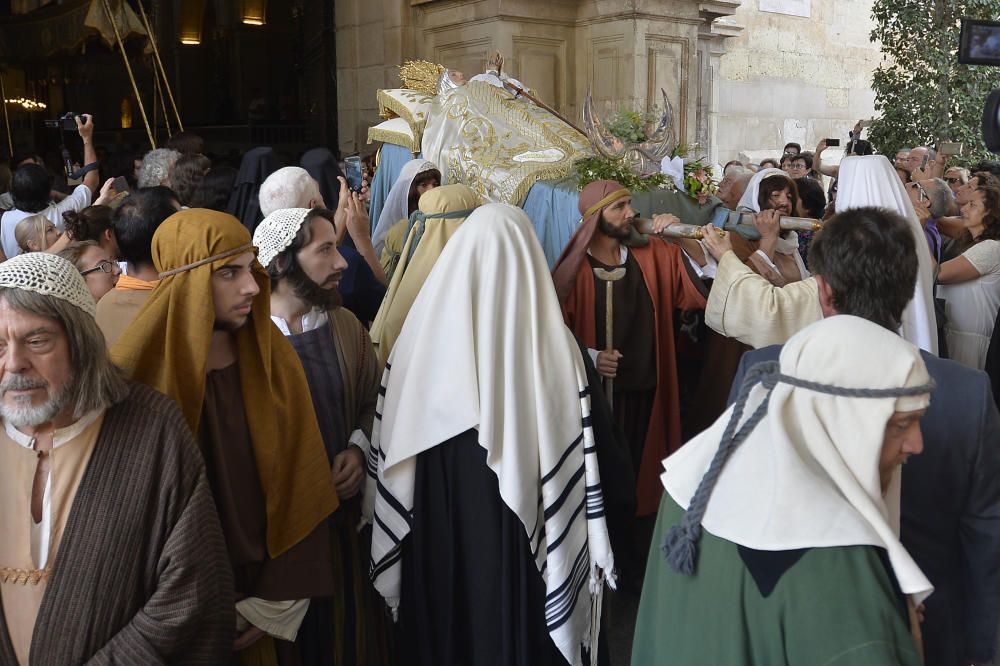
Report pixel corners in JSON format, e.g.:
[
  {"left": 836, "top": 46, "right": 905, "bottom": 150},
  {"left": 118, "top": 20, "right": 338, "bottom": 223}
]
[{"left": 0, "top": 252, "right": 233, "bottom": 664}]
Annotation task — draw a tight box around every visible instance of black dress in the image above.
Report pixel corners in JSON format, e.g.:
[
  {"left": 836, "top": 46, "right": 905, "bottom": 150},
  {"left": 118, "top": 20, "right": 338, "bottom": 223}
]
[{"left": 398, "top": 429, "right": 566, "bottom": 666}]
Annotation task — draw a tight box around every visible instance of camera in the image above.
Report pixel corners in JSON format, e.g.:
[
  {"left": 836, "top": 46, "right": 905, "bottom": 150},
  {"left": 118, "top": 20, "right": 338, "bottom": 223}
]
[
  {"left": 961, "top": 19, "right": 1000, "bottom": 153},
  {"left": 42, "top": 112, "right": 85, "bottom": 131}
]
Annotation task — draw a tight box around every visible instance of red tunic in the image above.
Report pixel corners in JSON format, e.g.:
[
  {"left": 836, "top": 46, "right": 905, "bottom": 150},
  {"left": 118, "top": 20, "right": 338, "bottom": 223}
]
[{"left": 561, "top": 239, "right": 706, "bottom": 515}]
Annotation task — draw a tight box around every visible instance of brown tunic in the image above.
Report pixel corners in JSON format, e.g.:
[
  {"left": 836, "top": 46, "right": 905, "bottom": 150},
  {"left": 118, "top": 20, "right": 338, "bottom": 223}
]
[
  {"left": 199, "top": 362, "right": 334, "bottom": 602},
  {"left": 0, "top": 382, "right": 234, "bottom": 665},
  {"left": 587, "top": 251, "right": 657, "bottom": 392}
]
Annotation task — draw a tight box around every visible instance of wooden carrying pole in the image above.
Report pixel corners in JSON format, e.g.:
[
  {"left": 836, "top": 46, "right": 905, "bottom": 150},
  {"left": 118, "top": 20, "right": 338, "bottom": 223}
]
[
  {"left": 0, "top": 70, "right": 13, "bottom": 157},
  {"left": 135, "top": 0, "right": 184, "bottom": 132},
  {"left": 101, "top": 0, "right": 155, "bottom": 148}
]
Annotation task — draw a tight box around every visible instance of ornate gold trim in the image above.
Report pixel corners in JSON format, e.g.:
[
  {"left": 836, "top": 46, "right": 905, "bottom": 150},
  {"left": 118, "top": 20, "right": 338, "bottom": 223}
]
[
  {"left": 0, "top": 565, "right": 51, "bottom": 586},
  {"left": 367, "top": 126, "right": 421, "bottom": 154},
  {"left": 377, "top": 89, "right": 432, "bottom": 130}
]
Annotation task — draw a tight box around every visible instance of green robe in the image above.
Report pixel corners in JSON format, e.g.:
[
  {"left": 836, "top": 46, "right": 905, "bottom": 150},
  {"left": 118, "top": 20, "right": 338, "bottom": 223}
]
[{"left": 631, "top": 495, "right": 922, "bottom": 665}]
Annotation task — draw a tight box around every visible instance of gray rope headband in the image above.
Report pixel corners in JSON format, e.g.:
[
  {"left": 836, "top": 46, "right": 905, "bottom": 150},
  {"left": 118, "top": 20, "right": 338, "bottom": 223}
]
[
  {"left": 661, "top": 360, "right": 935, "bottom": 576},
  {"left": 405, "top": 208, "right": 476, "bottom": 263}
]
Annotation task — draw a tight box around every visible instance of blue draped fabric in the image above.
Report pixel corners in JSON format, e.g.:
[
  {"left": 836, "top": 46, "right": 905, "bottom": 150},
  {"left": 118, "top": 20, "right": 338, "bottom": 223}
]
[{"left": 370, "top": 144, "right": 421, "bottom": 235}]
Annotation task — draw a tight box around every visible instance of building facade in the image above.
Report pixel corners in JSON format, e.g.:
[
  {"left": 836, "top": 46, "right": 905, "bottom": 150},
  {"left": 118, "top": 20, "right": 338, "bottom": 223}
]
[{"left": 335, "top": 0, "right": 882, "bottom": 166}]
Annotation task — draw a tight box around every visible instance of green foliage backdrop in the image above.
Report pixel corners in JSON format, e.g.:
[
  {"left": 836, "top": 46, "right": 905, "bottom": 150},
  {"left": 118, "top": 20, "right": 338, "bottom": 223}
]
[{"left": 870, "top": 0, "right": 1000, "bottom": 165}]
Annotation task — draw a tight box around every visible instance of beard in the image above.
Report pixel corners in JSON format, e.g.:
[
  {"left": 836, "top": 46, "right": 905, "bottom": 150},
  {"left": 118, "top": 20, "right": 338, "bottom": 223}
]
[
  {"left": 598, "top": 216, "right": 633, "bottom": 241},
  {"left": 0, "top": 373, "right": 72, "bottom": 428},
  {"left": 284, "top": 259, "right": 343, "bottom": 311}
]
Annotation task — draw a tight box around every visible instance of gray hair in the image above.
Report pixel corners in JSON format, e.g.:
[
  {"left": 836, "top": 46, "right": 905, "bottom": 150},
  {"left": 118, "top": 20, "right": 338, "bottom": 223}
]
[
  {"left": 259, "top": 167, "right": 322, "bottom": 216},
  {"left": 925, "top": 178, "right": 952, "bottom": 218},
  {"left": 137, "top": 148, "right": 182, "bottom": 188},
  {"left": 0, "top": 288, "right": 129, "bottom": 418}
]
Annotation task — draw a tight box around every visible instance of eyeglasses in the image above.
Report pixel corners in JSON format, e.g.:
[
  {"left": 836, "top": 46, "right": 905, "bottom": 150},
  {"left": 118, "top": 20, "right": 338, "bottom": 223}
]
[
  {"left": 945, "top": 177, "right": 963, "bottom": 184},
  {"left": 907, "top": 181, "right": 929, "bottom": 203},
  {"left": 80, "top": 260, "right": 115, "bottom": 276}
]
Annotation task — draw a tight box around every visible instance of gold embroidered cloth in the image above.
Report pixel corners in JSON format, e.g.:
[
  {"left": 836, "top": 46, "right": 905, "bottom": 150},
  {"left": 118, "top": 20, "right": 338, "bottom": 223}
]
[{"left": 420, "top": 81, "right": 592, "bottom": 205}]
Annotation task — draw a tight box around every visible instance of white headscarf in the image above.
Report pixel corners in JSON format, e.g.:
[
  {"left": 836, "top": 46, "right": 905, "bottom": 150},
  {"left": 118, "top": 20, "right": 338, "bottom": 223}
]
[
  {"left": 372, "top": 158, "right": 438, "bottom": 254},
  {"left": 736, "top": 167, "right": 787, "bottom": 213},
  {"left": 364, "top": 203, "right": 615, "bottom": 665},
  {"left": 735, "top": 168, "right": 807, "bottom": 271},
  {"left": 661, "top": 315, "right": 934, "bottom": 603},
  {"left": 835, "top": 155, "right": 938, "bottom": 354}
]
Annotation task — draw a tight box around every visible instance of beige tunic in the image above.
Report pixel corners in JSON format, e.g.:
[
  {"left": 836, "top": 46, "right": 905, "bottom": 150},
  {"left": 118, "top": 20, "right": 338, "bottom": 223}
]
[
  {"left": 705, "top": 250, "right": 822, "bottom": 349},
  {"left": 0, "top": 412, "right": 104, "bottom": 665}
]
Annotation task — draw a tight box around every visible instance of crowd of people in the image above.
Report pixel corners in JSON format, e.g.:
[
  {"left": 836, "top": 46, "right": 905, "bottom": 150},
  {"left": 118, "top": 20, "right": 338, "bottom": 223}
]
[{"left": 0, "top": 109, "right": 997, "bottom": 666}]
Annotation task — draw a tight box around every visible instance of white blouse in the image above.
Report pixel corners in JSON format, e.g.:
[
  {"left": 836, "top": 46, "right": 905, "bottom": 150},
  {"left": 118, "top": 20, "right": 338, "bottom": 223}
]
[{"left": 939, "top": 239, "right": 1000, "bottom": 369}]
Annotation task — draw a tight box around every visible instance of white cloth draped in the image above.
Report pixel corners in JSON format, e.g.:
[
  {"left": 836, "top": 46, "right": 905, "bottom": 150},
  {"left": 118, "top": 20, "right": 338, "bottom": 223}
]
[
  {"left": 372, "top": 159, "right": 438, "bottom": 256},
  {"left": 835, "top": 155, "right": 939, "bottom": 354},
  {"left": 734, "top": 168, "right": 809, "bottom": 280},
  {"left": 363, "top": 203, "right": 614, "bottom": 666},
  {"left": 661, "top": 315, "right": 934, "bottom": 603}
]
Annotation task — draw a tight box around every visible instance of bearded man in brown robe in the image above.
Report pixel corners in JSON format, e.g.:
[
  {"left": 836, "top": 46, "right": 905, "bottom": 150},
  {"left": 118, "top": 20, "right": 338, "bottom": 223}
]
[
  {"left": 112, "top": 209, "right": 340, "bottom": 663},
  {"left": 0, "top": 252, "right": 232, "bottom": 665},
  {"left": 552, "top": 180, "right": 707, "bottom": 518}
]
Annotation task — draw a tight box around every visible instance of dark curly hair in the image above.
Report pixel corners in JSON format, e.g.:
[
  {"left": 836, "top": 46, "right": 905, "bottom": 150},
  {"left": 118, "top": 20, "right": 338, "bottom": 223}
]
[
  {"left": 968, "top": 184, "right": 1000, "bottom": 245},
  {"left": 63, "top": 205, "right": 113, "bottom": 243},
  {"left": 169, "top": 154, "right": 211, "bottom": 207}
]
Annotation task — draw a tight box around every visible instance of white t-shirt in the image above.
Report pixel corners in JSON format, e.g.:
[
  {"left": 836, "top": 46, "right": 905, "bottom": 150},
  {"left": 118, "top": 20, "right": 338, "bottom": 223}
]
[
  {"left": 939, "top": 239, "right": 1000, "bottom": 370},
  {"left": 0, "top": 184, "right": 93, "bottom": 259}
]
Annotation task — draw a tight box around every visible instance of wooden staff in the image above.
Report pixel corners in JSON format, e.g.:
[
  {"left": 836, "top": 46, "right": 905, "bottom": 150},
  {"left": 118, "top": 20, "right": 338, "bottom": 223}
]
[
  {"left": 502, "top": 79, "right": 587, "bottom": 138},
  {"left": 101, "top": 0, "right": 155, "bottom": 148},
  {"left": 592, "top": 266, "right": 626, "bottom": 409}
]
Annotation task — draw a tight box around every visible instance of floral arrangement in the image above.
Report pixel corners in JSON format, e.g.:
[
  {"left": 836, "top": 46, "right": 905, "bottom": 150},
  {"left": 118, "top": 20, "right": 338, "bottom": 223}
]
[
  {"left": 660, "top": 144, "right": 717, "bottom": 205},
  {"left": 682, "top": 159, "right": 716, "bottom": 205},
  {"left": 575, "top": 155, "right": 671, "bottom": 193}
]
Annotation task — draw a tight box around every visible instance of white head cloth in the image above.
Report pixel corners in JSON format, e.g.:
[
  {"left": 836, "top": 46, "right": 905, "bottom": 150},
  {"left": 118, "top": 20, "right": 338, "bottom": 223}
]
[
  {"left": 734, "top": 167, "right": 803, "bottom": 260},
  {"left": 253, "top": 207, "right": 314, "bottom": 269},
  {"left": 364, "top": 203, "right": 615, "bottom": 665},
  {"left": 436, "top": 69, "right": 462, "bottom": 96},
  {"left": 735, "top": 167, "right": 788, "bottom": 213},
  {"left": 835, "top": 155, "right": 939, "bottom": 354},
  {"left": 0, "top": 252, "right": 97, "bottom": 317},
  {"left": 661, "top": 315, "right": 934, "bottom": 603},
  {"left": 372, "top": 159, "right": 438, "bottom": 255}
]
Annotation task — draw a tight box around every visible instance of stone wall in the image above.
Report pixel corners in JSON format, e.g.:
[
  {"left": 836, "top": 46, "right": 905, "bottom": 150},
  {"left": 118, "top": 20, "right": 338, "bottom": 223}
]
[
  {"left": 713, "top": 0, "right": 881, "bottom": 164},
  {"left": 334, "top": 0, "right": 740, "bottom": 158}
]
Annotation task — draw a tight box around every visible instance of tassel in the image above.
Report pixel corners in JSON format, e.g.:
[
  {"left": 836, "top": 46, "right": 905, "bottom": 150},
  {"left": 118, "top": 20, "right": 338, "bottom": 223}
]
[
  {"left": 661, "top": 523, "right": 698, "bottom": 575},
  {"left": 589, "top": 569, "right": 605, "bottom": 666}
]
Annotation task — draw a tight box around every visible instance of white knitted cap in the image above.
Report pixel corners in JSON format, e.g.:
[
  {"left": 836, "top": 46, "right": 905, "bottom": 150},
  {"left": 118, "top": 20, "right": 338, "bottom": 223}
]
[
  {"left": 253, "top": 207, "right": 314, "bottom": 269},
  {"left": 0, "top": 252, "right": 97, "bottom": 317}
]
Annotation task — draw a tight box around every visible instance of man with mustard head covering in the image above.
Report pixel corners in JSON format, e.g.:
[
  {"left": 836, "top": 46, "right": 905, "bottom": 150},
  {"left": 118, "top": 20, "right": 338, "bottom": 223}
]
[
  {"left": 632, "top": 315, "right": 934, "bottom": 664},
  {"left": 371, "top": 183, "right": 479, "bottom": 364},
  {"left": 111, "top": 209, "right": 339, "bottom": 663},
  {"left": 253, "top": 207, "right": 386, "bottom": 664},
  {"left": 552, "top": 180, "right": 706, "bottom": 519}
]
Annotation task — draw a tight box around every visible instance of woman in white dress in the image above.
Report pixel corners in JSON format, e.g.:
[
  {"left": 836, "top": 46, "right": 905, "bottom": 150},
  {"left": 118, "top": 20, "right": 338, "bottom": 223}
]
[{"left": 938, "top": 183, "right": 1000, "bottom": 369}]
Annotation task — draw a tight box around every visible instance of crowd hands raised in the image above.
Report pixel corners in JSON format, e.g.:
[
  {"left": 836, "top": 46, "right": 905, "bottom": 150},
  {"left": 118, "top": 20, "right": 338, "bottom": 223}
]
[{"left": 0, "top": 108, "right": 998, "bottom": 666}]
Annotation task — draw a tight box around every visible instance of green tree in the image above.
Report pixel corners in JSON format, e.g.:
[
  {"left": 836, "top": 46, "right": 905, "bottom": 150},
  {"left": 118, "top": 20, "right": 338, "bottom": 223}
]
[{"left": 870, "top": 0, "right": 1000, "bottom": 165}]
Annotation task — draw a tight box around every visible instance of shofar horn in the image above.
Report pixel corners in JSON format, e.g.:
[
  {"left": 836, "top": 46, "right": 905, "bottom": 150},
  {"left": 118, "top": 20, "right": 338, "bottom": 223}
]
[{"left": 633, "top": 215, "right": 823, "bottom": 241}]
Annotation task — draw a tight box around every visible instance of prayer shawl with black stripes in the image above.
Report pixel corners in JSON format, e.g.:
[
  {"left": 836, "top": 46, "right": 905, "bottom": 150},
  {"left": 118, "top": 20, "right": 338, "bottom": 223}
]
[{"left": 362, "top": 204, "right": 615, "bottom": 666}]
